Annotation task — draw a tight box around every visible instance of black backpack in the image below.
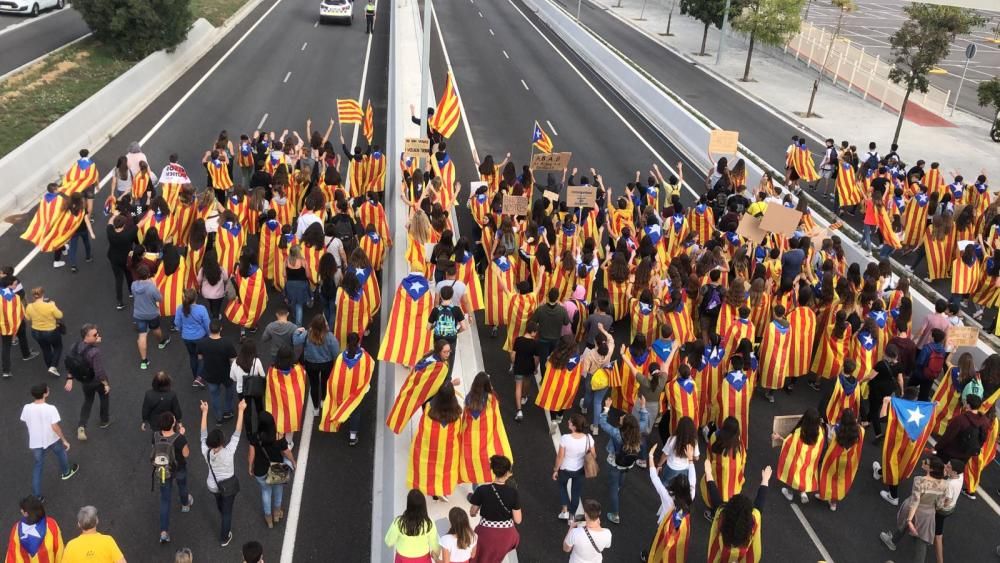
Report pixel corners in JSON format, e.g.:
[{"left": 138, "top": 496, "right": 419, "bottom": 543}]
[
  {"left": 956, "top": 421, "right": 986, "bottom": 458},
  {"left": 65, "top": 344, "right": 95, "bottom": 382},
  {"left": 331, "top": 215, "right": 358, "bottom": 253}
]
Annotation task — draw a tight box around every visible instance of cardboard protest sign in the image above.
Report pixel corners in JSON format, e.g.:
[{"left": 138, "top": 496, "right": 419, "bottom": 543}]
[
  {"left": 736, "top": 214, "right": 767, "bottom": 245},
  {"left": 502, "top": 194, "right": 529, "bottom": 216},
  {"left": 772, "top": 415, "right": 800, "bottom": 448},
  {"left": 946, "top": 326, "right": 979, "bottom": 348},
  {"left": 709, "top": 130, "right": 739, "bottom": 155},
  {"left": 566, "top": 186, "right": 597, "bottom": 208},
  {"left": 542, "top": 190, "right": 560, "bottom": 203},
  {"left": 530, "top": 152, "right": 571, "bottom": 171},
  {"left": 759, "top": 203, "right": 803, "bottom": 237},
  {"left": 404, "top": 138, "right": 430, "bottom": 157}
]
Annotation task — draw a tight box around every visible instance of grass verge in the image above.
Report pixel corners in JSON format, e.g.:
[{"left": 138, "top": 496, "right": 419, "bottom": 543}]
[{"left": 192, "top": 0, "right": 249, "bottom": 26}]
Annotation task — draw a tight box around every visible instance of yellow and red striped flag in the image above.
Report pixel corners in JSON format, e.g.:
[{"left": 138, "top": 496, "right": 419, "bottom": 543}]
[
  {"left": 378, "top": 272, "right": 434, "bottom": 367},
  {"left": 707, "top": 508, "right": 761, "bottom": 563},
  {"left": 5, "top": 515, "right": 64, "bottom": 563},
  {"left": 429, "top": 72, "right": 461, "bottom": 139},
  {"left": 337, "top": 98, "right": 363, "bottom": 124},
  {"left": 153, "top": 260, "right": 188, "bottom": 318},
  {"left": 265, "top": 364, "right": 307, "bottom": 433},
  {"left": 20, "top": 192, "right": 62, "bottom": 249},
  {"left": 333, "top": 286, "right": 372, "bottom": 350},
  {"left": 359, "top": 231, "right": 387, "bottom": 272},
  {"left": 319, "top": 347, "right": 375, "bottom": 432},
  {"left": 459, "top": 393, "right": 513, "bottom": 485},
  {"left": 386, "top": 352, "right": 449, "bottom": 434},
  {"left": 535, "top": 354, "right": 584, "bottom": 411},
  {"left": 646, "top": 508, "right": 691, "bottom": 563},
  {"left": 59, "top": 157, "right": 99, "bottom": 195},
  {"left": 786, "top": 306, "right": 816, "bottom": 380},
  {"left": 698, "top": 431, "right": 746, "bottom": 506},
  {"left": 816, "top": 425, "right": 865, "bottom": 504},
  {"left": 717, "top": 370, "right": 752, "bottom": 448},
  {"left": 776, "top": 426, "right": 824, "bottom": 493},
  {"left": 964, "top": 417, "right": 999, "bottom": 495},
  {"left": 258, "top": 219, "right": 283, "bottom": 286},
  {"left": 881, "top": 397, "right": 935, "bottom": 486},
  {"left": 224, "top": 265, "right": 268, "bottom": 329},
  {"left": 532, "top": 121, "right": 553, "bottom": 154},
  {"left": 408, "top": 409, "right": 461, "bottom": 497},
  {"left": 0, "top": 288, "right": 25, "bottom": 337},
  {"left": 665, "top": 374, "right": 699, "bottom": 434},
  {"left": 363, "top": 99, "right": 374, "bottom": 144},
  {"left": 39, "top": 208, "right": 85, "bottom": 253},
  {"left": 214, "top": 221, "right": 245, "bottom": 277},
  {"left": 138, "top": 211, "right": 176, "bottom": 246}
]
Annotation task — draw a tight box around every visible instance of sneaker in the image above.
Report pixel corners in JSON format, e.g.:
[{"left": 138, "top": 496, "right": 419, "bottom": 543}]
[
  {"left": 1, "top": 373, "right": 9, "bottom": 379},
  {"left": 61, "top": 463, "right": 79, "bottom": 480},
  {"left": 159, "top": 532, "right": 170, "bottom": 544},
  {"left": 872, "top": 461, "right": 882, "bottom": 480},
  {"left": 22, "top": 351, "right": 39, "bottom": 361},
  {"left": 829, "top": 501, "right": 837, "bottom": 511},
  {"left": 514, "top": 410, "right": 523, "bottom": 422},
  {"left": 766, "top": 391, "right": 775, "bottom": 403},
  {"left": 99, "top": 419, "right": 113, "bottom": 429},
  {"left": 116, "top": 302, "right": 126, "bottom": 310},
  {"left": 973, "top": 307, "right": 985, "bottom": 320},
  {"left": 140, "top": 360, "right": 149, "bottom": 370},
  {"left": 880, "top": 490, "right": 899, "bottom": 506},
  {"left": 52, "top": 261, "right": 66, "bottom": 268},
  {"left": 636, "top": 459, "right": 647, "bottom": 469},
  {"left": 222, "top": 412, "right": 234, "bottom": 421},
  {"left": 879, "top": 531, "right": 897, "bottom": 551},
  {"left": 181, "top": 495, "right": 193, "bottom": 512},
  {"left": 807, "top": 381, "right": 821, "bottom": 392},
  {"left": 77, "top": 427, "right": 87, "bottom": 441},
  {"left": 220, "top": 532, "right": 233, "bottom": 547},
  {"left": 170, "top": 325, "right": 178, "bottom": 332},
  {"left": 590, "top": 424, "right": 598, "bottom": 435},
  {"left": 85, "top": 256, "right": 93, "bottom": 263},
  {"left": 349, "top": 432, "right": 359, "bottom": 446},
  {"left": 47, "top": 366, "right": 60, "bottom": 377},
  {"left": 962, "top": 490, "right": 977, "bottom": 500},
  {"left": 781, "top": 487, "right": 794, "bottom": 501},
  {"left": 70, "top": 266, "right": 78, "bottom": 273},
  {"left": 800, "top": 492, "right": 809, "bottom": 504},
  {"left": 158, "top": 337, "right": 171, "bottom": 349},
  {"left": 557, "top": 511, "right": 570, "bottom": 520},
  {"left": 192, "top": 377, "right": 206, "bottom": 388},
  {"left": 520, "top": 396, "right": 527, "bottom": 406},
  {"left": 607, "top": 512, "right": 620, "bottom": 524}
]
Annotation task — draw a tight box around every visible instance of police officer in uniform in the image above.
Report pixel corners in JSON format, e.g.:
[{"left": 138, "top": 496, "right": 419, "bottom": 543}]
[{"left": 365, "top": 0, "right": 375, "bottom": 34}]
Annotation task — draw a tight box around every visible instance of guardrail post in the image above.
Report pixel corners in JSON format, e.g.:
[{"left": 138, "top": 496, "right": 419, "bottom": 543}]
[
  {"left": 943, "top": 90, "right": 951, "bottom": 115},
  {"left": 808, "top": 39, "right": 815, "bottom": 68},
  {"left": 880, "top": 78, "right": 889, "bottom": 110},
  {"left": 848, "top": 54, "right": 859, "bottom": 94},
  {"left": 834, "top": 49, "right": 844, "bottom": 86},
  {"left": 863, "top": 63, "right": 876, "bottom": 101}
]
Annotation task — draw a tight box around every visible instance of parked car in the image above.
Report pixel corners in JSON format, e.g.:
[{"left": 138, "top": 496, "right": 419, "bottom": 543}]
[{"left": 0, "top": 0, "right": 65, "bottom": 17}]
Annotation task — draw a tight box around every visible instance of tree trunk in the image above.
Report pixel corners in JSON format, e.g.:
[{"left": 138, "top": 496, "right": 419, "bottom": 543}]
[
  {"left": 893, "top": 81, "right": 914, "bottom": 145},
  {"left": 742, "top": 32, "right": 756, "bottom": 81},
  {"left": 700, "top": 23, "right": 709, "bottom": 56}
]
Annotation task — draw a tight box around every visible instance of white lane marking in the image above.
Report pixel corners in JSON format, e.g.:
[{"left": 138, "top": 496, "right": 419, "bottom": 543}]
[
  {"left": 280, "top": 410, "right": 315, "bottom": 563},
  {"left": 314, "top": 20, "right": 319, "bottom": 27},
  {"left": 478, "top": 10, "right": 483, "bottom": 17},
  {"left": 504, "top": 0, "right": 689, "bottom": 194},
  {"left": 283, "top": 71, "right": 291, "bottom": 82},
  {"left": 502, "top": 49, "right": 509, "bottom": 59},
  {"left": 520, "top": 79, "right": 529, "bottom": 90},
  {"left": 343, "top": 0, "right": 377, "bottom": 193},
  {"left": 13, "top": 0, "right": 289, "bottom": 278},
  {"left": 790, "top": 505, "right": 836, "bottom": 563},
  {"left": 301, "top": 41, "right": 308, "bottom": 51},
  {"left": 257, "top": 112, "right": 269, "bottom": 129},
  {"left": 0, "top": 3, "right": 73, "bottom": 37},
  {"left": 489, "top": 28, "right": 494, "bottom": 35},
  {"left": 546, "top": 119, "right": 557, "bottom": 135},
  {"left": 430, "top": 0, "right": 479, "bottom": 163}
]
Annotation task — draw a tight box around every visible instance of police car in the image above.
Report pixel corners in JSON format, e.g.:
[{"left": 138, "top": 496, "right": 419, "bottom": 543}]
[{"left": 319, "top": 0, "right": 353, "bottom": 24}]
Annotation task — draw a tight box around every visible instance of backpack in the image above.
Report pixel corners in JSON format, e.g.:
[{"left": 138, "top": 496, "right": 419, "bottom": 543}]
[
  {"left": 864, "top": 152, "right": 879, "bottom": 172},
  {"left": 956, "top": 421, "right": 986, "bottom": 458},
  {"left": 331, "top": 216, "right": 358, "bottom": 252},
  {"left": 64, "top": 344, "right": 95, "bottom": 382},
  {"left": 433, "top": 306, "right": 458, "bottom": 338},
  {"left": 151, "top": 432, "right": 179, "bottom": 485},
  {"left": 699, "top": 285, "right": 722, "bottom": 316},
  {"left": 962, "top": 378, "right": 984, "bottom": 405},
  {"left": 922, "top": 347, "right": 946, "bottom": 380}
]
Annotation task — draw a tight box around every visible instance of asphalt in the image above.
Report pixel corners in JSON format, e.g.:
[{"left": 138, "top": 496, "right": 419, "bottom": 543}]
[
  {"left": 423, "top": 0, "right": 1000, "bottom": 561},
  {"left": 0, "top": 7, "right": 89, "bottom": 79},
  {"left": 0, "top": 0, "right": 387, "bottom": 560}
]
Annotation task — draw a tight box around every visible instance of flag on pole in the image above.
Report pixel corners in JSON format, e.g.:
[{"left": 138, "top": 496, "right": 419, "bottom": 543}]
[
  {"left": 532, "top": 121, "right": 553, "bottom": 154},
  {"left": 429, "top": 72, "right": 461, "bottom": 138},
  {"left": 881, "top": 397, "right": 936, "bottom": 486},
  {"left": 386, "top": 352, "right": 450, "bottom": 434},
  {"left": 337, "top": 99, "right": 363, "bottom": 124},
  {"left": 363, "top": 99, "right": 374, "bottom": 144}
]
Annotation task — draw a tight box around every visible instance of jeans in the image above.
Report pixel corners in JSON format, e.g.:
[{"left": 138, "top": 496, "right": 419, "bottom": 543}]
[
  {"left": 31, "top": 440, "right": 69, "bottom": 497},
  {"left": 159, "top": 467, "right": 190, "bottom": 532},
  {"left": 583, "top": 375, "right": 608, "bottom": 428},
  {"left": 213, "top": 493, "right": 236, "bottom": 542},
  {"left": 208, "top": 381, "right": 235, "bottom": 422},
  {"left": 206, "top": 297, "right": 224, "bottom": 319},
  {"left": 255, "top": 475, "right": 285, "bottom": 516},
  {"left": 79, "top": 379, "right": 109, "bottom": 427},
  {"left": 537, "top": 339, "right": 557, "bottom": 378},
  {"left": 304, "top": 360, "right": 333, "bottom": 410},
  {"left": 182, "top": 340, "right": 202, "bottom": 379},
  {"left": 32, "top": 329, "right": 62, "bottom": 369},
  {"left": 557, "top": 468, "right": 584, "bottom": 513},
  {"left": 891, "top": 526, "right": 929, "bottom": 563},
  {"left": 66, "top": 229, "right": 92, "bottom": 267},
  {"left": 861, "top": 224, "right": 875, "bottom": 251},
  {"left": 110, "top": 261, "right": 133, "bottom": 304},
  {"left": 878, "top": 244, "right": 895, "bottom": 259},
  {"left": 660, "top": 465, "right": 687, "bottom": 488},
  {"left": 2, "top": 326, "right": 31, "bottom": 373},
  {"left": 606, "top": 464, "right": 627, "bottom": 515},
  {"left": 320, "top": 296, "right": 336, "bottom": 328}
]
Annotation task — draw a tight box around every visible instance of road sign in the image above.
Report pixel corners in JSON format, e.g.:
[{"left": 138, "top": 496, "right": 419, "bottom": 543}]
[{"left": 965, "top": 43, "right": 977, "bottom": 60}]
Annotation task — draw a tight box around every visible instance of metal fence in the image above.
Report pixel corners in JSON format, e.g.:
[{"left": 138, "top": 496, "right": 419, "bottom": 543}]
[{"left": 783, "top": 21, "right": 952, "bottom": 116}]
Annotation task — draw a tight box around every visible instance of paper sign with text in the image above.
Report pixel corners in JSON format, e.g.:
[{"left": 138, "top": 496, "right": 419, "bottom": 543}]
[
  {"left": 542, "top": 190, "right": 560, "bottom": 202},
  {"left": 709, "top": 130, "right": 740, "bottom": 155},
  {"left": 566, "top": 186, "right": 597, "bottom": 208},
  {"left": 946, "top": 326, "right": 980, "bottom": 348},
  {"left": 404, "top": 137, "right": 430, "bottom": 157},
  {"left": 772, "top": 415, "right": 800, "bottom": 448},
  {"left": 759, "top": 203, "right": 803, "bottom": 237},
  {"left": 530, "top": 151, "right": 571, "bottom": 171},
  {"left": 502, "top": 194, "right": 529, "bottom": 216}
]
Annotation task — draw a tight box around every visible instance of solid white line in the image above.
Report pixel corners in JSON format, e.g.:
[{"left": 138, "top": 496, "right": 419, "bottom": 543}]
[
  {"left": 430, "top": 1, "right": 480, "bottom": 164},
  {"left": 0, "top": 32, "right": 91, "bottom": 84},
  {"left": 314, "top": 20, "right": 319, "bottom": 27},
  {"left": 257, "top": 112, "right": 269, "bottom": 129},
  {"left": 13, "top": 0, "right": 289, "bottom": 278},
  {"left": 546, "top": 119, "right": 558, "bottom": 135},
  {"left": 283, "top": 71, "right": 291, "bottom": 82},
  {"left": 280, "top": 410, "right": 316, "bottom": 563},
  {"left": 0, "top": 4, "right": 72, "bottom": 37},
  {"left": 301, "top": 41, "right": 308, "bottom": 51},
  {"left": 790, "top": 504, "right": 836, "bottom": 563},
  {"left": 502, "top": 49, "right": 509, "bottom": 59},
  {"left": 344, "top": 0, "right": 377, "bottom": 193},
  {"left": 478, "top": 10, "right": 483, "bottom": 17},
  {"left": 489, "top": 28, "right": 495, "bottom": 35},
  {"left": 520, "top": 79, "right": 529, "bottom": 90}
]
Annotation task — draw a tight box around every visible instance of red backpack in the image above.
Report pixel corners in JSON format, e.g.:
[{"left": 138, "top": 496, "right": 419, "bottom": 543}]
[{"left": 922, "top": 347, "right": 946, "bottom": 380}]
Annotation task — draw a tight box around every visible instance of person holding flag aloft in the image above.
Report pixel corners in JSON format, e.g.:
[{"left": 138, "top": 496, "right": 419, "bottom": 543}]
[
  {"left": 816, "top": 409, "right": 865, "bottom": 511},
  {"left": 705, "top": 461, "right": 771, "bottom": 563},
  {"left": 773, "top": 408, "right": 823, "bottom": 504},
  {"left": 319, "top": 332, "right": 374, "bottom": 447},
  {"left": 874, "top": 393, "right": 937, "bottom": 506},
  {"left": 645, "top": 443, "right": 694, "bottom": 563}
]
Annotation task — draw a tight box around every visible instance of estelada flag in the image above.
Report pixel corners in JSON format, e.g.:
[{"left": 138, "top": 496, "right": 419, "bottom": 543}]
[
  {"left": 786, "top": 306, "right": 816, "bottom": 379},
  {"left": 333, "top": 286, "right": 372, "bottom": 349},
  {"left": 0, "top": 289, "right": 25, "bottom": 337},
  {"left": 536, "top": 355, "right": 583, "bottom": 411},
  {"left": 817, "top": 425, "right": 865, "bottom": 503},
  {"left": 20, "top": 192, "right": 62, "bottom": 248},
  {"left": 265, "top": 364, "right": 307, "bottom": 433},
  {"left": 503, "top": 292, "right": 537, "bottom": 352},
  {"left": 38, "top": 207, "right": 85, "bottom": 253},
  {"left": 359, "top": 231, "right": 387, "bottom": 272},
  {"left": 835, "top": 161, "right": 864, "bottom": 207},
  {"left": 484, "top": 256, "right": 515, "bottom": 327},
  {"left": 431, "top": 152, "right": 457, "bottom": 208},
  {"left": 363, "top": 99, "right": 374, "bottom": 144},
  {"left": 409, "top": 410, "right": 461, "bottom": 497},
  {"left": 902, "top": 193, "right": 931, "bottom": 247},
  {"left": 776, "top": 426, "right": 823, "bottom": 493},
  {"left": 455, "top": 251, "right": 483, "bottom": 311},
  {"left": 881, "top": 397, "right": 935, "bottom": 486},
  {"left": 215, "top": 221, "right": 245, "bottom": 277},
  {"left": 792, "top": 144, "right": 819, "bottom": 182},
  {"left": 59, "top": 157, "right": 99, "bottom": 194},
  {"left": 358, "top": 198, "right": 390, "bottom": 241},
  {"left": 698, "top": 430, "right": 746, "bottom": 506},
  {"left": 138, "top": 211, "right": 176, "bottom": 245},
  {"left": 153, "top": 260, "right": 188, "bottom": 317},
  {"left": 224, "top": 265, "right": 268, "bottom": 328},
  {"left": 665, "top": 376, "right": 699, "bottom": 434},
  {"left": 757, "top": 320, "right": 791, "bottom": 390},
  {"left": 647, "top": 508, "right": 691, "bottom": 563},
  {"left": 378, "top": 272, "right": 434, "bottom": 367},
  {"left": 825, "top": 374, "right": 861, "bottom": 425},
  {"left": 610, "top": 348, "right": 650, "bottom": 413},
  {"left": 717, "top": 370, "right": 751, "bottom": 447},
  {"left": 172, "top": 200, "right": 197, "bottom": 246},
  {"left": 365, "top": 151, "right": 387, "bottom": 193},
  {"left": 532, "top": 121, "right": 553, "bottom": 154},
  {"left": 184, "top": 243, "right": 204, "bottom": 290},
  {"left": 5, "top": 515, "right": 64, "bottom": 563},
  {"left": 707, "top": 508, "right": 761, "bottom": 563},
  {"left": 929, "top": 367, "right": 966, "bottom": 436},
  {"left": 258, "top": 219, "right": 284, "bottom": 285},
  {"left": 964, "top": 416, "right": 999, "bottom": 495},
  {"left": 337, "top": 99, "right": 363, "bottom": 124},
  {"left": 386, "top": 352, "right": 450, "bottom": 434},
  {"left": 319, "top": 347, "right": 375, "bottom": 432},
  {"left": 459, "top": 393, "right": 513, "bottom": 485},
  {"left": 429, "top": 72, "right": 461, "bottom": 138},
  {"left": 354, "top": 265, "right": 381, "bottom": 316},
  {"left": 810, "top": 323, "right": 851, "bottom": 380}
]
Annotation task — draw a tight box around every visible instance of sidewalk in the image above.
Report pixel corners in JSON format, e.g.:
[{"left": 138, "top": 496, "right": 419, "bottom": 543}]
[{"left": 588, "top": 0, "right": 996, "bottom": 178}]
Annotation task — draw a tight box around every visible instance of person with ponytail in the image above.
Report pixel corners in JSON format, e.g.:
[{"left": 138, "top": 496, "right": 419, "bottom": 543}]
[
  {"left": 598, "top": 396, "right": 646, "bottom": 525},
  {"left": 173, "top": 288, "right": 211, "bottom": 382}
]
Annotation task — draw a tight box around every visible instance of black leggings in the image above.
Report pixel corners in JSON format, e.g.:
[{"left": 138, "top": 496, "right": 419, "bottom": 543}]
[
  {"left": 303, "top": 360, "right": 333, "bottom": 410},
  {"left": 110, "top": 261, "right": 133, "bottom": 304}
]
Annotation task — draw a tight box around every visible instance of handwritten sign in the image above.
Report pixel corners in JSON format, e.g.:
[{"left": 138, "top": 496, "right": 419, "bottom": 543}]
[
  {"left": 502, "top": 194, "right": 529, "bottom": 216},
  {"left": 772, "top": 415, "right": 800, "bottom": 448},
  {"left": 709, "top": 130, "right": 740, "bottom": 155},
  {"left": 736, "top": 214, "right": 767, "bottom": 245},
  {"left": 404, "top": 137, "right": 430, "bottom": 157},
  {"left": 947, "top": 326, "right": 980, "bottom": 348},
  {"left": 530, "top": 151, "right": 571, "bottom": 171},
  {"left": 542, "top": 190, "right": 560, "bottom": 203},
  {"left": 566, "top": 186, "right": 597, "bottom": 208},
  {"left": 759, "top": 203, "right": 803, "bottom": 238}
]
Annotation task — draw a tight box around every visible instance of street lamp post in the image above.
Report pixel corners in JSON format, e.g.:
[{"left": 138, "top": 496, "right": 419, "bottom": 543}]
[
  {"left": 418, "top": 0, "right": 433, "bottom": 148},
  {"left": 714, "top": 0, "right": 731, "bottom": 65}
]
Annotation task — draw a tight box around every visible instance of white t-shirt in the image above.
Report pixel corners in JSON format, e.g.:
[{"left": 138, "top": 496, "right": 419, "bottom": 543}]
[
  {"left": 436, "top": 279, "right": 468, "bottom": 307},
  {"left": 439, "top": 533, "right": 477, "bottom": 563},
  {"left": 296, "top": 212, "right": 323, "bottom": 239},
  {"left": 20, "top": 402, "right": 60, "bottom": 449},
  {"left": 566, "top": 526, "right": 612, "bottom": 563},
  {"left": 663, "top": 437, "right": 700, "bottom": 471},
  {"left": 559, "top": 433, "right": 590, "bottom": 471},
  {"left": 324, "top": 236, "right": 346, "bottom": 267}
]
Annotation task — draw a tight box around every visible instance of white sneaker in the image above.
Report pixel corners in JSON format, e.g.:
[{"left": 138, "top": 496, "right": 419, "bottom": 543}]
[
  {"left": 557, "top": 511, "right": 570, "bottom": 520},
  {"left": 872, "top": 461, "right": 882, "bottom": 481},
  {"left": 52, "top": 261, "right": 65, "bottom": 268},
  {"left": 800, "top": 492, "right": 809, "bottom": 504},
  {"left": 590, "top": 424, "right": 598, "bottom": 435},
  {"left": 47, "top": 366, "right": 60, "bottom": 377},
  {"left": 880, "top": 531, "right": 897, "bottom": 551},
  {"left": 781, "top": 487, "right": 794, "bottom": 501},
  {"left": 880, "top": 490, "right": 899, "bottom": 506},
  {"left": 514, "top": 410, "right": 523, "bottom": 422}
]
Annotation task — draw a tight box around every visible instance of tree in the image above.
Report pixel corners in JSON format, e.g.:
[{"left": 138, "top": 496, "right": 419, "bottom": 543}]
[
  {"left": 888, "top": 3, "right": 983, "bottom": 144},
  {"left": 681, "top": 0, "right": 742, "bottom": 56},
  {"left": 731, "top": 0, "right": 804, "bottom": 82},
  {"left": 978, "top": 77, "right": 1000, "bottom": 117},
  {"left": 76, "top": 0, "right": 194, "bottom": 60}
]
